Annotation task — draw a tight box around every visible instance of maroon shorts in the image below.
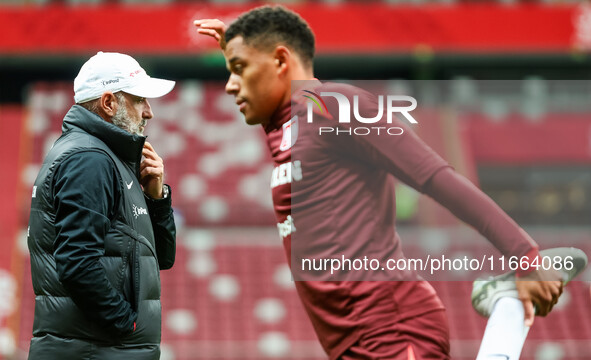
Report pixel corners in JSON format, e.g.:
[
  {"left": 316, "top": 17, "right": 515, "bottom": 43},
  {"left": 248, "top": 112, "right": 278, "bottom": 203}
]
[{"left": 339, "top": 309, "right": 450, "bottom": 360}]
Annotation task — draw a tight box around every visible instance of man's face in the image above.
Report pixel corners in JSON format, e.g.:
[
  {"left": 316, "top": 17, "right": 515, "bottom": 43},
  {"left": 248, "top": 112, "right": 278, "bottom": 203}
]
[
  {"left": 224, "top": 36, "right": 286, "bottom": 126},
  {"left": 111, "top": 92, "right": 153, "bottom": 136}
]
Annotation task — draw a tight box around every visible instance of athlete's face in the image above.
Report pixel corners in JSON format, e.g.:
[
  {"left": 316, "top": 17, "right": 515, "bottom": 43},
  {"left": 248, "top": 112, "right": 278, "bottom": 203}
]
[
  {"left": 224, "top": 36, "right": 286, "bottom": 126},
  {"left": 111, "top": 92, "right": 153, "bottom": 136}
]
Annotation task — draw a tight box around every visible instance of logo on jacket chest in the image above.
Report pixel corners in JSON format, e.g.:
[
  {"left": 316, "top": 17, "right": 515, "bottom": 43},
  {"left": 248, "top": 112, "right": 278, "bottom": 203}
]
[{"left": 132, "top": 204, "right": 148, "bottom": 218}]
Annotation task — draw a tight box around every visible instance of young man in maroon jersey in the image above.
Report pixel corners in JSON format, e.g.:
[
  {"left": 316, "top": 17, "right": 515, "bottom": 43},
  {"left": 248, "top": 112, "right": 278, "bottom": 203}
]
[{"left": 195, "top": 6, "right": 566, "bottom": 359}]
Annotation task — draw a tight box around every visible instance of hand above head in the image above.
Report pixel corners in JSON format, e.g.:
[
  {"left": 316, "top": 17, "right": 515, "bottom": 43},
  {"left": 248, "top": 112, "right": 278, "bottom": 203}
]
[
  {"left": 140, "top": 141, "right": 164, "bottom": 199},
  {"left": 194, "top": 19, "right": 228, "bottom": 50},
  {"left": 515, "top": 268, "right": 563, "bottom": 326}
]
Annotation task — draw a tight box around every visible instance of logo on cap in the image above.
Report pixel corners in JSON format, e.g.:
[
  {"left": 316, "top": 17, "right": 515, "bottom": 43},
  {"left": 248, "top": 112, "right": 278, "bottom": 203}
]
[
  {"left": 101, "top": 79, "right": 120, "bottom": 87},
  {"left": 129, "top": 69, "right": 143, "bottom": 77}
]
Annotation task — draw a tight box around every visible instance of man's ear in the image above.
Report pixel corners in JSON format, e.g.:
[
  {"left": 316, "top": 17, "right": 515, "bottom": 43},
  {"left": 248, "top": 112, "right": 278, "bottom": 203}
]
[
  {"left": 274, "top": 46, "right": 290, "bottom": 76},
  {"left": 98, "top": 92, "right": 118, "bottom": 119}
]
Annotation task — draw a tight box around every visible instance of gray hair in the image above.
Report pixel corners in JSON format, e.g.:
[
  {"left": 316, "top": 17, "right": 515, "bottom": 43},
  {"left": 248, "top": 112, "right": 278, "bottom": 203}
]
[{"left": 78, "top": 92, "right": 125, "bottom": 114}]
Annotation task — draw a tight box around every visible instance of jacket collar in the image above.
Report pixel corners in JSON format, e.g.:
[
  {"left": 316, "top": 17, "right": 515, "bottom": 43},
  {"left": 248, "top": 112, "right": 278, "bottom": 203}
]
[{"left": 62, "top": 105, "right": 146, "bottom": 165}]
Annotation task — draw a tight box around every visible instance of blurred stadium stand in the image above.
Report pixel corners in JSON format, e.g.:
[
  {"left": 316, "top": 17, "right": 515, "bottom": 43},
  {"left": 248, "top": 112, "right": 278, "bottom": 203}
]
[
  {"left": 2, "top": 1, "right": 591, "bottom": 360},
  {"left": 2, "top": 0, "right": 591, "bottom": 4}
]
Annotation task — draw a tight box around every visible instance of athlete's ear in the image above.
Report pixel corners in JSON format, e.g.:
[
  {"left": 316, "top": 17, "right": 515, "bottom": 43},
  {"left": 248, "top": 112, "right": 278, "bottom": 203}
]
[
  {"left": 98, "top": 91, "right": 118, "bottom": 119},
  {"left": 274, "top": 46, "right": 290, "bottom": 76}
]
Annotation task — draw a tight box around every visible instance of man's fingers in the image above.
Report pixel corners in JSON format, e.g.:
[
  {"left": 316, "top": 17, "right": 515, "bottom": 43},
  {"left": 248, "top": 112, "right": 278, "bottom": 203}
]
[
  {"left": 142, "top": 149, "right": 160, "bottom": 160},
  {"left": 197, "top": 29, "right": 221, "bottom": 40},
  {"left": 141, "top": 147, "right": 161, "bottom": 160},
  {"left": 140, "top": 158, "right": 161, "bottom": 167},
  {"left": 534, "top": 295, "right": 552, "bottom": 317},
  {"left": 142, "top": 144, "right": 162, "bottom": 162},
  {"left": 194, "top": 18, "right": 227, "bottom": 49},
  {"left": 138, "top": 141, "right": 165, "bottom": 198},
  {"left": 556, "top": 281, "right": 564, "bottom": 297},
  {"left": 532, "top": 280, "right": 563, "bottom": 317},
  {"left": 545, "top": 280, "right": 562, "bottom": 304},
  {"left": 140, "top": 166, "right": 156, "bottom": 176},
  {"left": 142, "top": 142, "right": 157, "bottom": 156},
  {"left": 144, "top": 141, "right": 155, "bottom": 151},
  {"left": 140, "top": 159, "right": 163, "bottom": 172},
  {"left": 140, "top": 142, "right": 164, "bottom": 184},
  {"left": 140, "top": 166, "right": 163, "bottom": 180},
  {"left": 522, "top": 300, "right": 535, "bottom": 327},
  {"left": 194, "top": 19, "right": 218, "bottom": 26},
  {"left": 516, "top": 272, "right": 565, "bottom": 322},
  {"left": 194, "top": 19, "right": 224, "bottom": 26},
  {"left": 194, "top": 19, "right": 225, "bottom": 31}
]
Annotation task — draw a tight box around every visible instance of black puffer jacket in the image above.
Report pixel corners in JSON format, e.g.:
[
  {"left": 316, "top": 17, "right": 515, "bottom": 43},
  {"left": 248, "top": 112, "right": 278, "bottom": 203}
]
[{"left": 27, "top": 105, "right": 176, "bottom": 360}]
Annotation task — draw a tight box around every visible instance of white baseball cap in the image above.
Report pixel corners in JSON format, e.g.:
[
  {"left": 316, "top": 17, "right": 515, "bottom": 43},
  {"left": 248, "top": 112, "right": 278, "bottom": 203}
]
[{"left": 74, "top": 51, "right": 175, "bottom": 103}]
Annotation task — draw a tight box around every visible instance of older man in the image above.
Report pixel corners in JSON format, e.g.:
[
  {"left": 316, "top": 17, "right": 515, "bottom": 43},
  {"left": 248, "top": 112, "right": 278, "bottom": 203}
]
[{"left": 27, "top": 51, "right": 176, "bottom": 360}]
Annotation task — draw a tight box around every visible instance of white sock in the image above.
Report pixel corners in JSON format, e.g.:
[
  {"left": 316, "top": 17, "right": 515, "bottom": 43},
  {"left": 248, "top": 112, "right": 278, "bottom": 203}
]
[{"left": 476, "top": 297, "right": 531, "bottom": 360}]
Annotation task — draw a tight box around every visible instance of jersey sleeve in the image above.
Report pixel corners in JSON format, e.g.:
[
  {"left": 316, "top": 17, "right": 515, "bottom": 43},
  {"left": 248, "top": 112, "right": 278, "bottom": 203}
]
[
  {"left": 423, "top": 167, "right": 539, "bottom": 265},
  {"left": 314, "top": 87, "right": 539, "bottom": 266},
  {"left": 324, "top": 88, "right": 451, "bottom": 192}
]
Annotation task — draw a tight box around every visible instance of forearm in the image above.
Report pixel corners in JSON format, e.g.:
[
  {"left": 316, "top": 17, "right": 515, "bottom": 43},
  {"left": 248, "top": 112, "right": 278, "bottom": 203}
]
[{"left": 423, "top": 167, "right": 539, "bottom": 260}]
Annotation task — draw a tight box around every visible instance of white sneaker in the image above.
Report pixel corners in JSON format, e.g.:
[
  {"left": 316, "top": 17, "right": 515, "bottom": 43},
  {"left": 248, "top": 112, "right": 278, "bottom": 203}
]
[
  {"left": 471, "top": 247, "right": 588, "bottom": 317},
  {"left": 541, "top": 247, "right": 588, "bottom": 285},
  {"left": 472, "top": 272, "right": 518, "bottom": 317}
]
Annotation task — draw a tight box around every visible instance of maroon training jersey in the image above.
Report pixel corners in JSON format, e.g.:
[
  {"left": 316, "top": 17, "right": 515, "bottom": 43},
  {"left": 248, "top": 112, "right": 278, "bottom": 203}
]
[
  {"left": 264, "top": 81, "right": 451, "bottom": 359},
  {"left": 264, "top": 80, "right": 539, "bottom": 358}
]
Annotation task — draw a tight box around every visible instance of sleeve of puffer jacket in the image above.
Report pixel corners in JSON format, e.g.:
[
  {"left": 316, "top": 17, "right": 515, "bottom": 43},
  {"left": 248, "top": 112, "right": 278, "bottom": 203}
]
[
  {"left": 144, "top": 185, "right": 176, "bottom": 270},
  {"left": 52, "top": 150, "right": 137, "bottom": 337}
]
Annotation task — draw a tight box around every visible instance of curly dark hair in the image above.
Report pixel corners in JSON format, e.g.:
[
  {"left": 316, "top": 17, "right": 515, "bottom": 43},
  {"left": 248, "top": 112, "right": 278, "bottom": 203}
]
[{"left": 225, "top": 5, "right": 315, "bottom": 69}]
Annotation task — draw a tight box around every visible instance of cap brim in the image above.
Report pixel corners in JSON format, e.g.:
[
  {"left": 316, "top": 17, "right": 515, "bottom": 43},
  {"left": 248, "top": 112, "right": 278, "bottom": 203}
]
[{"left": 124, "top": 77, "right": 175, "bottom": 99}]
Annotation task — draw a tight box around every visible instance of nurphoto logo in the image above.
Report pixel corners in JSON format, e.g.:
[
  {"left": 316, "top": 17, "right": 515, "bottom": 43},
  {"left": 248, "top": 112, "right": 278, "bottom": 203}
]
[{"left": 304, "top": 91, "right": 418, "bottom": 136}]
